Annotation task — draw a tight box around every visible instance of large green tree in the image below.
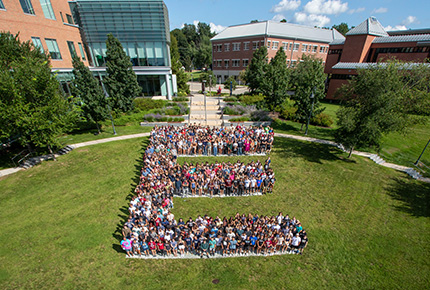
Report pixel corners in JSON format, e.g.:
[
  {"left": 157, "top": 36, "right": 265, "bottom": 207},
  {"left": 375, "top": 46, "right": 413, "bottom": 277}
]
[
  {"left": 103, "top": 34, "right": 141, "bottom": 113},
  {"left": 170, "top": 34, "right": 190, "bottom": 95},
  {"left": 0, "top": 33, "right": 73, "bottom": 155},
  {"left": 335, "top": 61, "right": 430, "bottom": 157},
  {"left": 244, "top": 46, "right": 268, "bottom": 94},
  {"left": 332, "top": 22, "right": 353, "bottom": 36},
  {"left": 291, "top": 54, "right": 326, "bottom": 131},
  {"left": 263, "top": 47, "right": 291, "bottom": 112},
  {"left": 71, "top": 57, "right": 109, "bottom": 134}
]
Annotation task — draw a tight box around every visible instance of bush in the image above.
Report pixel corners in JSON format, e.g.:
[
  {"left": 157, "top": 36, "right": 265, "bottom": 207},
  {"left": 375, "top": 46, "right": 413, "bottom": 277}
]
[
  {"left": 250, "top": 110, "right": 271, "bottom": 121},
  {"left": 172, "top": 96, "right": 188, "bottom": 102},
  {"left": 224, "top": 76, "right": 238, "bottom": 90},
  {"left": 239, "top": 94, "right": 265, "bottom": 106},
  {"left": 311, "top": 113, "right": 334, "bottom": 127},
  {"left": 224, "top": 96, "right": 238, "bottom": 102},
  {"left": 177, "top": 90, "right": 188, "bottom": 97},
  {"left": 134, "top": 98, "right": 166, "bottom": 112},
  {"left": 280, "top": 106, "right": 298, "bottom": 121},
  {"left": 230, "top": 116, "right": 249, "bottom": 122}
]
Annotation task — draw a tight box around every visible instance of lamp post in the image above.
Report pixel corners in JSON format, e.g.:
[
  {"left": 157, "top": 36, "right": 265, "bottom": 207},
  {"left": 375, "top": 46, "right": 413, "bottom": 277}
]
[
  {"left": 209, "top": 74, "right": 212, "bottom": 97},
  {"left": 305, "top": 90, "right": 315, "bottom": 136},
  {"left": 203, "top": 80, "right": 207, "bottom": 124},
  {"left": 414, "top": 138, "right": 430, "bottom": 166}
]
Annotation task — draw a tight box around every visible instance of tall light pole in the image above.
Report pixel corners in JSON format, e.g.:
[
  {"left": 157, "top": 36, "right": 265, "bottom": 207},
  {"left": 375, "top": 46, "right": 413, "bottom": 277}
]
[
  {"left": 305, "top": 90, "right": 315, "bottom": 136},
  {"left": 209, "top": 74, "right": 212, "bottom": 97}
]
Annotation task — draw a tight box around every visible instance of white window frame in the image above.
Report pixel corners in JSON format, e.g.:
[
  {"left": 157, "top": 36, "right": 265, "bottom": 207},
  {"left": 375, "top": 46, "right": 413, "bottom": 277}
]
[
  {"left": 252, "top": 41, "right": 259, "bottom": 50},
  {"left": 244, "top": 42, "right": 250, "bottom": 50},
  {"left": 243, "top": 59, "right": 249, "bottom": 67},
  {"left": 224, "top": 59, "right": 229, "bottom": 68},
  {"left": 272, "top": 41, "right": 279, "bottom": 50},
  {"left": 282, "top": 42, "right": 288, "bottom": 50},
  {"left": 267, "top": 40, "right": 271, "bottom": 48},
  {"left": 232, "top": 59, "right": 240, "bottom": 67},
  {"left": 224, "top": 43, "right": 230, "bottom": 52},
  {"left": 302, "top": 44, "right": 307, "bottom": 52},
  {"left": 312, "top": 45, "right": 318, "bottom": 53},
  {"left": 293, "top": 43, "right": 300, "bottom": 52},
  {"left": 39, "top": 0, "right": 56, "bottom": 20},
  {"left": 233, "top": 43, "right": 240, "bottom": 51}
]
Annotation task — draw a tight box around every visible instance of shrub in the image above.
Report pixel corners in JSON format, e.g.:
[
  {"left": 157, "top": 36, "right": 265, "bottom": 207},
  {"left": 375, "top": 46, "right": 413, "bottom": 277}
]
[
  {"left": 224, "top": 96, "right": 238, "bottom": 102},
  {"left": 224, "top": 76, "right": 238, "bottom": 90},
  {"left": 239, "top": 94, "right": 265, "bottom": 106},
  {"left": 280, "top": 106, "right": 298, "bottom": 121},
  {"left": 134, "top": 98, "right": 166, "bottom": 112},
  {"left": 230, "top": 116, "right": 249, "bottom": 122},
  {"left": 250, "top": 110, "right": 271, "bottom": 121},
  {"left": 172, "top": 96, "right": 188, "bottom": 102},
  {"left": 311, "top": 113, "right": 334, "bottom": 127},
  {"left": 177, "top": 90, "right": 188, "bottom": 97}
]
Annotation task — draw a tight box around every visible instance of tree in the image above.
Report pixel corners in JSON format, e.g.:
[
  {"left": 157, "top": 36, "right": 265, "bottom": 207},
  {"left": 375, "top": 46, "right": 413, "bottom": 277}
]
[
  {"left": 243, "top": 46, "right": 268, "bottom": 94},
  {"left": 71, "top": 57, "right": 109, "bottom": 134},
  {"left": 250, "top": 20, "right": 259, "bottom": 23},
  {"left": 103, "top": 34, "right": 141, "bottom": 113},
  {"left": 263, "top": 47, "right": 291, "bottom": 112},
  {"left": 332, "top": 22, "right": 352, "bottom": 36},
  {"left": 280, "top": 19, "right": 287, "bottom": 23},
  {"left": 224, "top": 76, "right": 238, "bottom": 91},
  {"left": 291, "top": 55, "right": 326, "bottom": 130},
  {"left": 335, "top": 61, "right": 429, "bottom": 157},
  {"left": 170, "top": 34, "right": 190, "bottom": 95},
  {"left": 0, "top": 32, "right": 74, "bottom": 156}
]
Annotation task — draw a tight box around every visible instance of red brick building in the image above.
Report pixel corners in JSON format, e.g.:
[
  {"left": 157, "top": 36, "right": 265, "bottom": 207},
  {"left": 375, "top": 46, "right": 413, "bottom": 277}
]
[
  {"left": 211, "top": 20, "right": 345, "bottom": 84},
  {"left": 324, "top": 17, "right": 430, "bottom": 100}
]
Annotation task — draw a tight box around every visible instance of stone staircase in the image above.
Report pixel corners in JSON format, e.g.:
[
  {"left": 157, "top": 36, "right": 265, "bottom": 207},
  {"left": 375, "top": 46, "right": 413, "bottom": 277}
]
[{"left": 188, "top": 94, "right": 223, "bottom": 126}]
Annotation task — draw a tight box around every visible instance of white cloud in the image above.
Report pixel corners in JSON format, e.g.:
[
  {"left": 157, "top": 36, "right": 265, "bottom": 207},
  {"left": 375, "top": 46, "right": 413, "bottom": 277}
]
[
  {"left": 272, "top": 14, "right": 287, "bottom": 22},
  {"left": 384, "top": 25, "right": 407, "bottom": 31},
  {"left": 293, "top": 12, "right": 331, "bottom": 27},
  {"left": 372, "top": 7, "right": 388, "bottom": 14},
  {"left": 210, "top": 23, "right": 226, "bottom": 34},
  {"left": 304, "top": 0, "right": 348, "bottom": 15},
  {"left": 348, "top": 7, "right": 365, "bottom": 14},
  {"left": 271, "top": 0, "right": 301, "bottom": 13},
  {"left": 402, "top": 15, "right": 418, "bottom": 25}
]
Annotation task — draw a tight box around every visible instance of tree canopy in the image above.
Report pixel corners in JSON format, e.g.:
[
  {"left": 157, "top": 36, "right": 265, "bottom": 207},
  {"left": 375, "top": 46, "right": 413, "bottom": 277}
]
[
  {"left": 0, "top": 32, "right": 73, "bottom": 153},
  {"left": 71, "top": 57, "right": 109, "bottom": 134},
  {"left": 335, "top": 61, "right": 430, "bottom": 157},
  {"left": 243, "top": 46, "right": 269, "bottom": 94},
  {"left": 332, "top": 22, "right": 353, "bottom": 36},
  {"left": 170, "top": 34, "right": 190, "bottom": 95},
  {"left": 103, "top": 34, "right": 141, "bottom": 113},
  {"left": 291, "top": 54, "right": 326, "bottom": 128}
]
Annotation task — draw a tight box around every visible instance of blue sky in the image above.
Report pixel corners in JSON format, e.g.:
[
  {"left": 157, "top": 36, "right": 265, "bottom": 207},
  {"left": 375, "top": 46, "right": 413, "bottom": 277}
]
[{"left": 164, "top": 0, "right": 430, "bottom": 33}]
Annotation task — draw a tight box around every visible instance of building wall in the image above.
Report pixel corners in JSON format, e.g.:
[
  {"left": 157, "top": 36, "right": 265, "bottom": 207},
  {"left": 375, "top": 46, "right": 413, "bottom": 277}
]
[
  {"left": 212, "top": 36, "right": 330, "bottom": 82},
  {"left": 340, "top": 35, "right": 376, "bottom": 63},
  {"left": 0, "top": 0, "right": 88, "bottom": 69}
]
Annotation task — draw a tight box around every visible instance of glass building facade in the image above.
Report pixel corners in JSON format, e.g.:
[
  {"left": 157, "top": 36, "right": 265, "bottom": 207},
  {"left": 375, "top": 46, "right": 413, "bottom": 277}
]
[{"left": 69, "top": 0, "right": 174, "bottom": 98}]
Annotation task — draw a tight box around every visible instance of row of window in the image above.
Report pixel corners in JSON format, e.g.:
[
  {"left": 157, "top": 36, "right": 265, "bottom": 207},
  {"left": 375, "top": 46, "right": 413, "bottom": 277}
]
[
  {"left": 214, "top": 40, "right": 329, "bottom": 54},
  {"left": 31, "top": 37, "right": 86, "bottom": 61},
  {"left": 213, "top": 58, "right": 311, "bottom": 68},
  {"left": 374, "top": 46, "right": 430, "bottom": 54},
  {"left": 0, "top": 0, "right": 75, "bottom": 24}
]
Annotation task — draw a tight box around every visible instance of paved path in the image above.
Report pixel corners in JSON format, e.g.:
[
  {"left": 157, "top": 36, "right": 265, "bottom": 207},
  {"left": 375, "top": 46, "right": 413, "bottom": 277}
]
[{"left": 1, "top": 131, "right": 428, "bottom": 183}]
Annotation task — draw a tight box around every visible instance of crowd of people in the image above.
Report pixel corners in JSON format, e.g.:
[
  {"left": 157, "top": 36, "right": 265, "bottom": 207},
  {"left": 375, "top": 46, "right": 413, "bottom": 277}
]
[
  {"left": 148, "top": 124, "right": 275, "bottom": 157},
  {"left": 120, "top": 125, "right": 308, "bottom": 258}
]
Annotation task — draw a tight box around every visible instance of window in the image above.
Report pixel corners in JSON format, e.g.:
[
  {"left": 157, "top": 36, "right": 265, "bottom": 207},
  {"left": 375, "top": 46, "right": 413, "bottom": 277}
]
[
  {"left": 233, "top": 43, "right": 240, "bottom": 51},
  {"left": 312, "top": 45, "right": 318, "bottom": 53},
  {"left": 224, "top": 43, "right": 230, "bottom": 52},
  {"left": 288, "top": 43, "right": 293, "bottom": 51},
  {"left": 31, "top": 37, "right": 44, "bottom": 52},
  {"left": 224, "top": 59, "right": 229, "bottom": 68},
  {"left": 232, "top": 59, "right": 240, "bottom": 67},
  {"left": 293, "top": 43, "right": 300, "bottom": 51},
  {"left": 243, "top": 59, "right": 249, "bottom": 67},
  {"left": 78, "top": 42, "right": 86, "bottom": 60},
  {"left": 291, "top": 60, "right": 297, "bottom": 67},
  {"left": 20, "top": 0, "right": 35, "bottom": 15},
  {"left": 252, "top": 41, "right": 259, "bottom": 50},
  {"left": 282, "top": 42, "right": 288, "bottom": 50},
  {"left": 67, "top": 41, "right": 77, "bottom": 58},
  {"left": 302, "top": 44, "right": 308, "bottom": 52},
  {"left": 272, "top": 41, "right": 279, "bottom": 50},
  {"left": 215, "top": 44, "right": 222, "bottom": 52},
  {"left": 217, "top": 60, "right": 222, "bottom": 67},
  {"left": 66, "top": 14, "right": 74, "bottom": 24},
  {"left": 0, "top": 0, "right": 5, "bottom": 9},
  {"left": 45, "top": 38, "right": 61, "bottom": 59},
  {"left": 244, "top": 42, "right": 250, "bottom": 50},
  {"left": 267, "top": 41, "right": 271, "bottom": 48},
  {"left": 39, "top": 0, "right": 55, "bottom": 20}
]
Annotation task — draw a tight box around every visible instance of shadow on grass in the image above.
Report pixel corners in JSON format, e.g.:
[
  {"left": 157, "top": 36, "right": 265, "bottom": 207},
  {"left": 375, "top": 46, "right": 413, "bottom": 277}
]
[
  {"left": 274, "top": 137, "right": 343, "bottom": 164},
  {"left": 112, "top": 138, "right": 149, "bottom": 251},
  {"left": 272, "top": 119, "right": 335, "bottom": 141},
  {"left": 386, "top": 177, "right": 430, "bottom": 218}
]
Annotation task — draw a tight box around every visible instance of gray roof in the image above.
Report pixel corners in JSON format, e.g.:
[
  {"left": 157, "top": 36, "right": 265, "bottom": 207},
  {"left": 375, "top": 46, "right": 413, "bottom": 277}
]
[
  {"left": 329, "top": 39, "right": 345, "bottom": 45},
  {"left": 211, "top": 21, "right": 345, "bottom": 43},
  {"left": 332, "top": 62, "right": 430, "bottom": 70},
  {"left": 373, "top": 34, "right": 430, "bottom": 44},
  {"left": 346, "top": 17, "right": 388, "bottom": 37}
]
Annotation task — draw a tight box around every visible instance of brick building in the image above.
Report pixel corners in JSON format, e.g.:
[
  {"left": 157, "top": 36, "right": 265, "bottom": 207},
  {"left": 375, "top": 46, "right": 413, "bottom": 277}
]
[
  {"left": 0, "top": 0, "right": 175, "bottom": 98},
  {"left": 210, "top": 20, "right": 345, "bottom": 84},
  {"left": 324, "top": 17, "right": 430, "bottom": 100}
]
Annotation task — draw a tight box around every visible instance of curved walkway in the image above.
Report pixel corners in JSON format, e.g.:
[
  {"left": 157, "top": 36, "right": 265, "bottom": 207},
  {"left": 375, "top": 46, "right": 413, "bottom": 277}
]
[{"left": 1, "top": 132, "right": 428, "bottom": 183}]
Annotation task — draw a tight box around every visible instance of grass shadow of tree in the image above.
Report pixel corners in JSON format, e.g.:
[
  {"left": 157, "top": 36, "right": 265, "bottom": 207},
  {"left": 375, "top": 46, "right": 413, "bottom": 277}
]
[
  {"left": 273, "top": 137, "right": 345, "bottom": 164},
  {"left": 386, "top": 177, "right": 430, "bottom": 218},
  {"left": 112, "top": 138, "right": 149, "bottom": 252}
]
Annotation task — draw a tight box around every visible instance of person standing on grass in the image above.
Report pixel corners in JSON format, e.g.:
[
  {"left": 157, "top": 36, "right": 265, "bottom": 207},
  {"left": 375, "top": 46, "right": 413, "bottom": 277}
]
[
  {"left": 209, "top": 237, "right": 217, "bottom": 256},
  {"left": 121, "top": 237, "right": 133, "bottom": 257},
  {"left": 229, "top": 237, "right": 238, "bottom": 255}
]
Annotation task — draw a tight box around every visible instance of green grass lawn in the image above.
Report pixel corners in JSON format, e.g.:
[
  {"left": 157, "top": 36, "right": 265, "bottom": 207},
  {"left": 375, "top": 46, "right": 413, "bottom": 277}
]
[{"left": 1, "top": 136, "right": 429, "bottom": 289}]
